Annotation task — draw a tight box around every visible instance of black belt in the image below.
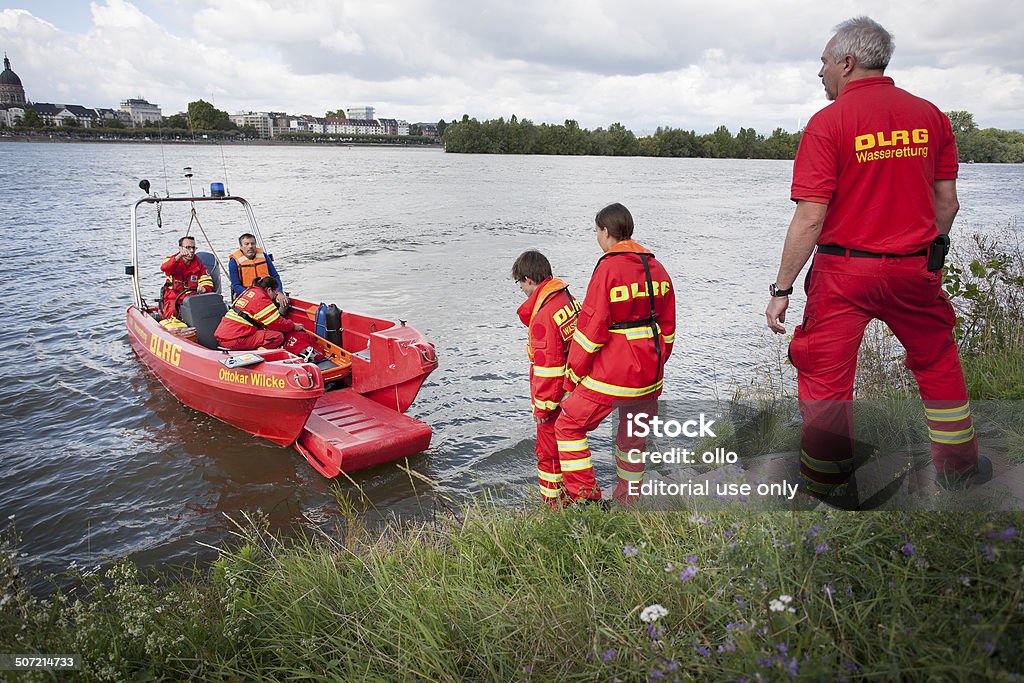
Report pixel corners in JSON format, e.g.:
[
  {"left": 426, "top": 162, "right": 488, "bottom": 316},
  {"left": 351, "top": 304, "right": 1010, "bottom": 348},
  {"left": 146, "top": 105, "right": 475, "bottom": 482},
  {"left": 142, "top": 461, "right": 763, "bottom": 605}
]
[
  {"left": 610, "top": 317, "right": 655, "bottom": 330},
  {"left": 817, "top": 245, "right": 927, "bottom": 259}
]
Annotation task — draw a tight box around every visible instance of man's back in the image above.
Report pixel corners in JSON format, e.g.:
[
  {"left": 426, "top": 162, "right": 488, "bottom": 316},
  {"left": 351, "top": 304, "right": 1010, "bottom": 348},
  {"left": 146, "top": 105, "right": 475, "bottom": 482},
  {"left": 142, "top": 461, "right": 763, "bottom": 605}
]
[{"left": 792, "top": 76, "right": 959, "bottom": 253}]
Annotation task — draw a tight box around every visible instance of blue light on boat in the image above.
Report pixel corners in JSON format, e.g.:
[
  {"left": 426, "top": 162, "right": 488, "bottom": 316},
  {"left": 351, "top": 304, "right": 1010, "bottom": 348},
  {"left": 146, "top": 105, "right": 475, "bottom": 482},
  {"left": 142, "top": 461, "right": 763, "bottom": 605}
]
[{"left": 210, "top": 182, "right": 226, "bottom": 197}]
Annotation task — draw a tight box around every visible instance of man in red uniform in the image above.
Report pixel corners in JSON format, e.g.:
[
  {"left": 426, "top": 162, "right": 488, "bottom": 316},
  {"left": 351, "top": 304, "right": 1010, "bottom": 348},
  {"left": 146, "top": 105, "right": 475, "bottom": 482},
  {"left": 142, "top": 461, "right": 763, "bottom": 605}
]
[
  {"left": 514, "top": 250, "right": 581, "bottom": 505},
  {"left": 215, "top": 276, "right": 317, "bottom": 356},
  {"left": 555, "top": 203, "right": 676, "bottom": 504},
  {"left": 160, "top": 236, "right": 213, "bottom": 319},
  {"left": 765, "top": 16, "right": 991, "bottom": 504}
]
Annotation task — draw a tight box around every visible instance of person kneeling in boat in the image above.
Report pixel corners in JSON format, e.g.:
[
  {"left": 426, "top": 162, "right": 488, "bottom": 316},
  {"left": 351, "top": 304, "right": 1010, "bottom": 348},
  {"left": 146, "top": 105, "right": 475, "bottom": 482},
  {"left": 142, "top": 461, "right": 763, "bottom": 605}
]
[
  {"left": 160, "top": 235, "right": 213, "bottom": 319},
  {"left": 228, "top": 233, "right": 289, "bottom": 314},
  {"left": 215, "top": 276, "right": 321, "bottom": 360}
]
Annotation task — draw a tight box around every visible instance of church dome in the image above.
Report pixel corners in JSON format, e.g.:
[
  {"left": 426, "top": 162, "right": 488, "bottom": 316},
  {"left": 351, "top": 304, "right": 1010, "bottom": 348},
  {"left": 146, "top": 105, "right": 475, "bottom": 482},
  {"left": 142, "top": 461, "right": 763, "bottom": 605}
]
[{"left": 0, "top": 56, "right": 22, "bottom": 86}]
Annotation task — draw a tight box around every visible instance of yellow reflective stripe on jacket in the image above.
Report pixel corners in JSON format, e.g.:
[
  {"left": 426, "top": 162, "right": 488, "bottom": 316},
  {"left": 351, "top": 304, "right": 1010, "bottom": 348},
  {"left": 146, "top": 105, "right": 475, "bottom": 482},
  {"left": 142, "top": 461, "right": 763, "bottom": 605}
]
[
  {"left": 572, "top": 328, "right": 603, "bottom": 353},
  {"left": 663, "top": 332, "right": 676, "bottom": 344},
  {"left": 610, "top": 327, "right": 655, "bottom": 340},
  {"left": 533, "top": 399, "right": 561, "bottom": 411},
  {"left": 560, "top": 456, "right": 593, "bottom": 472},
  {"left": 566, "top": 367, "right": 581, "bottom": 384},
  {"left": 225, "top": 309, "right": 253, "bottom": 326},
  {"left": 533, "top": 364, "right": 566, "bottom": 378},
  {"left": 197, "top": 274, "right": 214, "bottom": 289},
  {"left": 579, "top": 376, "right": 663, "bottom": 399},
  {"left": 928, "top": 425, "right": 975, "bottom": 444},
  {"left": 924, "top": 403, "right": 971, "bottom": 422},
  {"left": 557, "top": 438, "right": 588, "bottom": 453},
  {"left": 252, "top": 303, "right": 281, "bottom": 325}
]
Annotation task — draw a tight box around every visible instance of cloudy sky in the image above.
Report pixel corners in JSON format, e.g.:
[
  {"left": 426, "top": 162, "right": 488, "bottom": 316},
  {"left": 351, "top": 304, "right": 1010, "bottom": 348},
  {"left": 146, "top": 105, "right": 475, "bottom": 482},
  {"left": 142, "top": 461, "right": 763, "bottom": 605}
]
[{"left": 1, "top": 0, "right": 1021, "bottom": 134}]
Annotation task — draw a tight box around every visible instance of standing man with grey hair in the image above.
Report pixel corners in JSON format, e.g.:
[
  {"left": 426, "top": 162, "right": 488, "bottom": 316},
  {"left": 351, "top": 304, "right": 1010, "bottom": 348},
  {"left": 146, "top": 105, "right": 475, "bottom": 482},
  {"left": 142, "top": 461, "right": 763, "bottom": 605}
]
[{"left": 765, "top": 16, "right": 990, "bottom": 505}]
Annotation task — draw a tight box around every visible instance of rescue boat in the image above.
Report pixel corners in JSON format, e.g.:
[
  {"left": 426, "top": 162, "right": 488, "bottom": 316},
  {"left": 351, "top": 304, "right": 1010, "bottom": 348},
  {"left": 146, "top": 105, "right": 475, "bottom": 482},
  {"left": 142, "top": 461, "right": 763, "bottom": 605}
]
[{"left": 125, "top": 180, "right": 437, "bottom": 477}]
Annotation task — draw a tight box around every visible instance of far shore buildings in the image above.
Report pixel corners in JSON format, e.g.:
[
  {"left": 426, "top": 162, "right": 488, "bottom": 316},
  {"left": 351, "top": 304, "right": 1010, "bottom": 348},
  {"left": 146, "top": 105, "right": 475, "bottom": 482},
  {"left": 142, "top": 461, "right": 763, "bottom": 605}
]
[{"left": 0, "top": 55, "right": 430, "bottom": 140}]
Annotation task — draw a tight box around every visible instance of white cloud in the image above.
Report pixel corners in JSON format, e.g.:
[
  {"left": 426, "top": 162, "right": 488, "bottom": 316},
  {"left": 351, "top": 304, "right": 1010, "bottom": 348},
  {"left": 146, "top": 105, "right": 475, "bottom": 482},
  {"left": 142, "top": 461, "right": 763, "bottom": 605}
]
[{"left": 0, "top": 0, "right": 1021, "bottom": 131}]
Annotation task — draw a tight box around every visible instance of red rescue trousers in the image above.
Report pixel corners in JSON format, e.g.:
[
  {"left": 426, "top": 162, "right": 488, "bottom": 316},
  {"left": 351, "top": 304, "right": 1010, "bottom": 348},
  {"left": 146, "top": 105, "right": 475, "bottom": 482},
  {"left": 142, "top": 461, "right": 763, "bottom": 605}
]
[
  {"left": 219, "top": 329, "right": 285, "bottom": 351},
  {"left": 535, "top": 410, "right": 564, "bottom": 505},
  {"left": 788, "top": 253, "right": 978, "bottom": 496},
  {"left": 554, "top": 393, "right": 654, "bottom": 504}
]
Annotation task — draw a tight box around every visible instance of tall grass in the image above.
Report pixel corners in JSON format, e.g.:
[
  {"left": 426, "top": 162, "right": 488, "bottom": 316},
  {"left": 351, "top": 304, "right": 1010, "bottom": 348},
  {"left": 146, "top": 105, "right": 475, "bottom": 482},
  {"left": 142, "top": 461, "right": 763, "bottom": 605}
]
[{"left": 2, "top": 505, "right": 1022, "bottom": 681}]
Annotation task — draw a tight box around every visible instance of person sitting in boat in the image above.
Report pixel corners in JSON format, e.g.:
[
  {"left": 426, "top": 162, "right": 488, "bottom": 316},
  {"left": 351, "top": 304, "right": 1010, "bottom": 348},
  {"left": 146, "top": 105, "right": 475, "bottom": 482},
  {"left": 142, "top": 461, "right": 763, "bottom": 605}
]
[
  {"left": 160, "top": 235, "right": 214, "bottom": 319},
  {"left": 228, "top": 233, "right": 289, "bottom": 314},
  {"left": 214, "top": 276, "right": 321, "bottom": 360}
]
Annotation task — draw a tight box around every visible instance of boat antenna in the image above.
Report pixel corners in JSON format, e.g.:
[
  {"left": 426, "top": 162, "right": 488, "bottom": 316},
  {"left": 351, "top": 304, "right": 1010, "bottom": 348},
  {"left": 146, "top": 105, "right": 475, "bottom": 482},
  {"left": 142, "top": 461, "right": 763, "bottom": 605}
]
[
  {"left": 219, "top": 143, "right": 230, "bottom": 196},
  {"left": 158, "top": 119, "right": 170, "bottom": 197},
  {"left": 182, "top": 166, "right": 230, "bottom": 280}
]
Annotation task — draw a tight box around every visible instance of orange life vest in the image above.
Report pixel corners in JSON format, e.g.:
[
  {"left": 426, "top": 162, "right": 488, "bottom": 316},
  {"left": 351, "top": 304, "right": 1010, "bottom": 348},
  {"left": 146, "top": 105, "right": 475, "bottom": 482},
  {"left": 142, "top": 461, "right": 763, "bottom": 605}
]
[
  {"left": 230, "top": 248, "right": 272, "bottom": 288},
  {"left": 526, "top": 277, "right": 579, "bottom": 363}
]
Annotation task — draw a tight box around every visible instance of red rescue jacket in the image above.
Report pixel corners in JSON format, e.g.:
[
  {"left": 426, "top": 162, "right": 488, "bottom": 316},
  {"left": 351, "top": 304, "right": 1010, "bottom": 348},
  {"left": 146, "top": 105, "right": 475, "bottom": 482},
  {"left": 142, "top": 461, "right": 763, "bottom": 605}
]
[
  {"left": 517, "top": 277, "right": 580, "bottom": 417},
  {"left": 215, "top": 285, "right": 296, "bottom": 343},
  {"left": 565, "top": 240, "right": 676, "bottom": 404}
]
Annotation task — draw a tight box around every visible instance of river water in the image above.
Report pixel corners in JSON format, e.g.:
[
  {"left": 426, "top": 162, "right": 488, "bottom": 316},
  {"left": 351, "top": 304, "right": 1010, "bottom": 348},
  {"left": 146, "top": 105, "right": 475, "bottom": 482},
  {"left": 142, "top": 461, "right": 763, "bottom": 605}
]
[{"left": 0, "top": 141, "right": 1021, "bottom": 581}]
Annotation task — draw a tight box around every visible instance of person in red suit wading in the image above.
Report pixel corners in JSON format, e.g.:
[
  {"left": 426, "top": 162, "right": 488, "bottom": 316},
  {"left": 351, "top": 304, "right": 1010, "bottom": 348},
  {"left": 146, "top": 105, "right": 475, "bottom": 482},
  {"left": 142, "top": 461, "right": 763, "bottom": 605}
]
[
  {"left": 765, "top": 16, "right": 992, "bottom": 507},
  {"left": 160, "top": 235, "right": 213, "bottom": 319},
  {"left": 215, "top": 276, "right": 319, "bottom": 359},
  {"left": 514, "top": 250, "right": 581, "bottom": 506},
  {"left": 555, "top": 203, "right": 676, "bottom": 505}
]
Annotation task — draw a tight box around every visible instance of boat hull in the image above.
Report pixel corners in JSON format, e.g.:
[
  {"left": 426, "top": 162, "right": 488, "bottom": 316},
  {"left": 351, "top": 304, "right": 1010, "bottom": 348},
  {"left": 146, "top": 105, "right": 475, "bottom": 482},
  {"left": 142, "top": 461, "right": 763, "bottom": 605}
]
[{"left": 126, "top": 307, "right": 323, "bottom": 446}]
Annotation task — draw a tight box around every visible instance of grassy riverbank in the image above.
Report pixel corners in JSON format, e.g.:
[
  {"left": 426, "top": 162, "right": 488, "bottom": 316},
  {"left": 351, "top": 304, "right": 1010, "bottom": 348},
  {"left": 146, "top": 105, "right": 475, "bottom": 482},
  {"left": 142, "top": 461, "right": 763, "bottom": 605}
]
[
  {"left": 2, "top": 505, "right": 1022, "bottom": 681},
  {"left": 3, "top": 228, "right": 1023, "bottom": 681}
]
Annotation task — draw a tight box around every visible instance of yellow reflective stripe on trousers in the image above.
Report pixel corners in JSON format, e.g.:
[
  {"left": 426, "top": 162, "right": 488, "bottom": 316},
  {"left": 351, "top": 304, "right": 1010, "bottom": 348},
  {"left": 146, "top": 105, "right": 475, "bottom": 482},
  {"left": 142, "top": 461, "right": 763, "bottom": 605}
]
[
  {"left": 925, "top": 403, "right": 972, "bottom": 422},
  {"left": 560, "top": 456, "right": 593, "bottom": 472},
  {"left": 572, "top": 329, "right": 603, "bottom": 353},
  {"left": 557, "top": 438, "right": 588, "bottom": 452},
  {"left": 539, "top": 485, "right": 562, "bottom": 498},
  {"left": 929, "top": 425, "right": 975, "bottom": 444},
  {"left": 580, "top": 376, "right": 663, "bottom": 399},
  {"left": 538, "top": 469, "right": 563, "bottom": 483},
  {"left": 534, "top": 399, "right": 561, "bottom": 411},
  {"left": 615, "top": 464, "right": 644, "bottom": 482},
  {"left": 799, "top": 450, "right": 854, "bottom": 474},
  {"left": 533, "top": 364, "right": 566, "bottom": 378}
]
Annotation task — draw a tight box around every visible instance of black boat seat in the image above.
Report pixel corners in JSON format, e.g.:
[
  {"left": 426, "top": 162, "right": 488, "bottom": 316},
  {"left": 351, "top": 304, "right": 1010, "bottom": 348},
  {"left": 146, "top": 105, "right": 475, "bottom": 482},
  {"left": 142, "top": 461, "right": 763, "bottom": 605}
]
[
  {"left": 194, "top": 252, "right": 222, "bottom": 294},
  {"left": 179, "top": 293, "right": 228, "bottom": 349}
]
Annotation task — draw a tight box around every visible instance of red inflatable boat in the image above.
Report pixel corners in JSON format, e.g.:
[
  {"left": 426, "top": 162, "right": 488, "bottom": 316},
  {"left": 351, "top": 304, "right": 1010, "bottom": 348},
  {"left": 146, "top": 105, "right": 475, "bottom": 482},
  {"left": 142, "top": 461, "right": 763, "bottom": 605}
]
[{"left": 125, "top": 183, "right": 437, "bottom": 477}]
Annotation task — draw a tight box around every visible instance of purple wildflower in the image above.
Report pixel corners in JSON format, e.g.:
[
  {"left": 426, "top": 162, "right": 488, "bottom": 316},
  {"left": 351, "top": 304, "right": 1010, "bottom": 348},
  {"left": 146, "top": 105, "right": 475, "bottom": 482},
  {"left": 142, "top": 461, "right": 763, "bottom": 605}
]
[
  {"left": 695, "top": 644, "right": 711, "bottom": 657},
  {"left": 647, "top": 624, "right": 665, "bottom": 640},
  {"left": 959, "top": 576, "right": 972, "bottom": 586},
  {"left": 756, "top": 657, "right": 772, "bottom": 668},
  {"left": 735, "top": 597, "right": 746, "bottom": 608},
  {"left": 689, "top": 514, "right": 710, "bottom": 525},
  {"left": 524, "top": 665, "right": 533, "bottom": 674},
  {"left": 649, "top": 669, "right": 663, "bottom": 681},
  {"left": 901, "top": 543, "right": 917, "bottom": 557},
  {"left": 623, "top": 545, "right": 639, "bottom": 557},
  {"left": 815, "top": 543, "right": 829, "bottom": 555},
  {"left": 679, "top": 565, "right": 698, "bottom": 582},
  {"left": 822, "top": 583, "right": 835, "bottom": 597},
  {"left": 725, "top": 529, "right": 734, "bottom": 540},
  {"left": 777, "top": 643, "right": 788, "bottom": 654},
  {"left": 842, "top": 660, "right": 859, "bottom": 672},
  {"left": 978, "top": 640, "right": 996, "bottom": 655},
  {"left": 806, "top": 524, "right": 822, "bottom": 538},
  {"left": 718, "top": 638, "right": 737, "bottom": 653},
  {"left": 685, "top": 555, "right": 698, "bottom": 564},
  {"left": 601, "top": 649, "right": 617, "bottom": 662},
  {"left": 783, "top": 657, "right": 799, "bottom": 678},
  {"left": 982, "top": 545, "right": 997, "bottom": 562},
  {"left": 1000, "top": 527, "right": 1017, "bottom": 543}
]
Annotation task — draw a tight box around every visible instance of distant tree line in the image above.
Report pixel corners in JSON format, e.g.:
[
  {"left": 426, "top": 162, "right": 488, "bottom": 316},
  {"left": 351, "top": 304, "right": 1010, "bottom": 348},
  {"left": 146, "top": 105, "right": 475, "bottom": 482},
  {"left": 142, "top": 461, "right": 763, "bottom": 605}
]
[
  {"left": 441, "top": 111, "right": 1024, "bottom": 162},
  {"left": 440, "top": 115, "right": 802, "bottom": 159},
  {"left": 946, "top": 111, "right": 1024, "bottom": 163}
]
